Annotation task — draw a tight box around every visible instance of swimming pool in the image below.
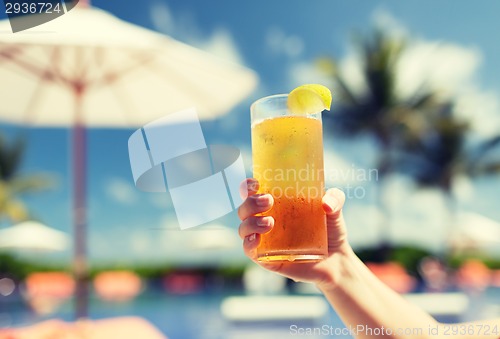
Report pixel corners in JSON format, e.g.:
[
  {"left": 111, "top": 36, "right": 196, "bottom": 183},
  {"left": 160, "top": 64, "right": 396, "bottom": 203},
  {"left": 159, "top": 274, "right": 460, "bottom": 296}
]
[
  {"left": 2, "top": 286, "right": 347, "bottom": 339},
  {"left": 2, "top": 287, "right": 500, "bottom": 339}
]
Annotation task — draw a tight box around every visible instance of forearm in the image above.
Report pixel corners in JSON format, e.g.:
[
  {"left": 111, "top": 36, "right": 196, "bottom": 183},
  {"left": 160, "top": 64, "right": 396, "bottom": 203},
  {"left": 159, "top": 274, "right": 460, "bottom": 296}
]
[{"left": 317, "top": 247, "right": 438, "bottom": 339}]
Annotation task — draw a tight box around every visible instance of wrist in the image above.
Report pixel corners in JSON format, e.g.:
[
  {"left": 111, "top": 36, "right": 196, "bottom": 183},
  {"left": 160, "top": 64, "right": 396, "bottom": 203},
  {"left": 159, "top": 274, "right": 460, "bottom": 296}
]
[{"left": 315, "top": 244, "right": 356, "bottom": 293}]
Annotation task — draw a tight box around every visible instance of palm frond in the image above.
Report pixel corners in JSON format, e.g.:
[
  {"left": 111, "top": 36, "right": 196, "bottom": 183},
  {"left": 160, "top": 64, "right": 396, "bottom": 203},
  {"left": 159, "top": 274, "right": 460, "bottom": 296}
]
[
  {"left": 406, "top": 91, "right": 437, "bottom": 111},
  {"left": 8, "top": 174, "right": 55, "bottom": 195},
  {"left": 0, "top": 135, "right": 26, "bottom": 180},
  {"left": 0, "top": 198, "right": 29, "bottom": 222},
  {"left": 0, "top": 133, "right": 53, "bottom": 223},
  {"left": 469, "top": 135, "right": 500, "bottom": 165},
  {"left": 470, "top": 162, "right": 500, "bottom": 177},
  {"left": 333, "top": 74, "right": 362, "bottom": 106}
]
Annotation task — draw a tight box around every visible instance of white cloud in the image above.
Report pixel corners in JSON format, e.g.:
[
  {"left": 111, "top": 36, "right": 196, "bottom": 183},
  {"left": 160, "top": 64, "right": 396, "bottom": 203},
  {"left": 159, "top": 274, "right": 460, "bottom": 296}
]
[
  {"left": 372, "top": 8, "right": 408, "bottom": 39},
  {"left": 454, "top": 90, "right": 500, "bottom": 138},
  {"left": 105, "top": 178, "right": 138, "bottom": 205},
  {"left": 149, "top": 193, "right": 173, "bottom": 209},
  {"left": 395, "top": 41, "right": 482, "bottom": 101},
  {"left": 323, "top": 133, "right": 380, "bottom": 190},
  {"left": 381, "top": 11, "right": 500, "bottom": 138},
  {"left": 452, "top": 174, "right": 475, "bottom": 204},
  {"left": 199, "top": 28, "right": 244, "bottom": 65},
  {"left": 287, "top": 61, "right": 334, "bottom": 89},
  {"left": 373, "top": 10, "right": 483, "bottom": 103},
  {"left": 88, "top": 227, "right": 135, "bottom": 261},
  {"left": 160, "top": 214, "right": 180, "bottom": 230},
  {"left": 265, "top": 26, "right": 304, "bottom": 58},
  {"left": 383, "top": 176, "right": 449, "bottom": 251},
  {"left": 324, "top": 147, "right": 360, "bottom": 186},
  {"left": 344, "top": 204, "right": 383, "bottom": 248},
  {"left": 149, "top": 2, "right": 246, "bottom": 66},
  {"left": 129, "top": 229, "right": 162, "bottom": 257},
  {"left": 239, "top": 146, "right": 253, "bottom": 176},
  {"left": 339, "top": 174, "right": 452, "bottom": 252},
  {"left": 381, "top": 174, "right": 415, "bottom": 208},
  {"left": 292, "top": 9, "right": 500, "bottom": 138},
  {"left": 332, "top": 49, "right": 371, "bottom": 99},
  {"left": 88, "top": 225, "right": 168, "bottom": 263},
  {"left": 156, "top": 218, "right": 246, "bottom": 265},
  {"left": 149, "top": 1, "right": 175, "bottom": 34}
]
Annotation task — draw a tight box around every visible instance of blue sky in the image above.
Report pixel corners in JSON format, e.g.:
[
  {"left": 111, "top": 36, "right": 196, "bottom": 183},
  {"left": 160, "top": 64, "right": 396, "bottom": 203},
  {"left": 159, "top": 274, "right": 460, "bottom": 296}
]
[{"left": 1, "top": 0, "right": 500, "bottom": 265}]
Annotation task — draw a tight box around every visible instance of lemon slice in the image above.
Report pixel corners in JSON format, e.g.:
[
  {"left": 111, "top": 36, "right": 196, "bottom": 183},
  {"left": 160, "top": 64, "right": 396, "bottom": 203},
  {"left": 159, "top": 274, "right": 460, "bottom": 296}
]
[{"left": 287, "top": 84, "right": 332, "bottom": 115}]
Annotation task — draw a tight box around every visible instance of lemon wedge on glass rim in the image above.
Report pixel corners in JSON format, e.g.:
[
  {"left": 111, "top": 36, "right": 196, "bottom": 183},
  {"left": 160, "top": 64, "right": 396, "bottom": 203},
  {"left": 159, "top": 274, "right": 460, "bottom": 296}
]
[{"left": 287, "top": 84, "right": 332, "bottom": 115}]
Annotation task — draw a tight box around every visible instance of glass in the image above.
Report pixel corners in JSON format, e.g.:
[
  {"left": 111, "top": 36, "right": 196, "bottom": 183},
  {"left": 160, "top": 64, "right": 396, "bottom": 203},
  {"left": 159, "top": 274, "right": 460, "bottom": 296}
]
[{"left": 250, "top": 94, "right": 328, "bottom": 263}]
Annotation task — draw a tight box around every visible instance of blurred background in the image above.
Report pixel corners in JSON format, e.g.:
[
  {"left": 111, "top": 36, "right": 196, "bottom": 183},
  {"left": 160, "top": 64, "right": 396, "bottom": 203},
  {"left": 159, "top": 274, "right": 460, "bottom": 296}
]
[{"left": 1, "top": 0, "right": 500, "bottom": 338}]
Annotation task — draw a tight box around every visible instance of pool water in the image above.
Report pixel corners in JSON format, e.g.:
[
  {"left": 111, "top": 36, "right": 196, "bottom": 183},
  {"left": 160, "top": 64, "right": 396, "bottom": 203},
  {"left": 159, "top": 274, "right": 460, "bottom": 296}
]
[
  {"left": 2, "top": 287, "right": 346, "bottom": 339},
  {"left": 2, "top": 287, "right": 500, "bottom": 339}
]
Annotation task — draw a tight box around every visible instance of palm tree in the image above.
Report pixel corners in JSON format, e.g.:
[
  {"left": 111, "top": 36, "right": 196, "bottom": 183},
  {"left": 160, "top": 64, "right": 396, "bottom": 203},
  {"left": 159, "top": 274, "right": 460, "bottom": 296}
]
[
  {"left": 319, "top": 28, "right": 442, "bottom": 254},
  {"left": 0, "top": 133, "right": 53, "bottom": 223},
  {"left": 319, "top": 28, "right": 500, "bottom": 259},
  {"left": 405, "top": 107, "right": 500, "bottom": 194},
  {"left": 400, "top": 103, "right": 500, "bottom": 254}
]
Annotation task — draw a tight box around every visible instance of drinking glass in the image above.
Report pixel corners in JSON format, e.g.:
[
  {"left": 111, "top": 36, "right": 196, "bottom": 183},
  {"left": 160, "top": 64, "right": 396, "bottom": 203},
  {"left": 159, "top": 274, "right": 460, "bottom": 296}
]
[{"left": 251, "top": 94, "right": 327, "bottom": 263}]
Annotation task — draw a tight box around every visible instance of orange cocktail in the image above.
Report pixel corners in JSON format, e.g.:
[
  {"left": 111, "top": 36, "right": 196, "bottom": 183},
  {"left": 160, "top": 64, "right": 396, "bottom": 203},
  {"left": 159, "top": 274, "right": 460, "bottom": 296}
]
[{"left": 251, "top": 94, "right": 327, "bottom": 263}]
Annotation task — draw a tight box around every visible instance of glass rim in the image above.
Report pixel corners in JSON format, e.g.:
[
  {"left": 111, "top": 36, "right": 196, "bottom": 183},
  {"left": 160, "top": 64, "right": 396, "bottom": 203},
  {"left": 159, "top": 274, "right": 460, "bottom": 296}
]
[
  {"left": 250, "top": 93, "right": 288, "bottom": 112},
  {"left": 251, "top": 93, "right": 323, "bottom": 124}
]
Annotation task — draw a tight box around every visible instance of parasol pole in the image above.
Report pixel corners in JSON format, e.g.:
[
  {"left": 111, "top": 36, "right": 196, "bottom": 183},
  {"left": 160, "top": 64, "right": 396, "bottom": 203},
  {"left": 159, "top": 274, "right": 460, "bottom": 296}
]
[
  {"left": 73, "top": 85, "right": 88, "bottom": 319},
  {"left": 73, "top": 0, "right": 90, "bottom": 320}
]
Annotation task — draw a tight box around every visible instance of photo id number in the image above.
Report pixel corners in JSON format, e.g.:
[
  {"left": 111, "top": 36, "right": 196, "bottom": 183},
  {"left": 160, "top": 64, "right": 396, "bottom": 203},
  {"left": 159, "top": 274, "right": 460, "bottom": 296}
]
[{"left": 5, "top": 2, "right": 63, "bottom": 15}]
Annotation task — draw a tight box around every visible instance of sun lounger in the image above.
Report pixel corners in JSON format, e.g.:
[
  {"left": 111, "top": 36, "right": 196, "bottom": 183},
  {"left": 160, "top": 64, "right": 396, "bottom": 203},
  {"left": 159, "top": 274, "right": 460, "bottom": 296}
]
[
  {"left": 0, "top": 316, "right": 167, "bottom": 339},
  {"left": 221, "top": 295, "right": 329, "bottom": 323}
]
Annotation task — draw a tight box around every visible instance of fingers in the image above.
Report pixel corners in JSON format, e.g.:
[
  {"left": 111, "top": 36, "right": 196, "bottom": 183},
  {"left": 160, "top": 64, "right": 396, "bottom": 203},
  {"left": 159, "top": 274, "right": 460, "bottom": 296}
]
[
  {"left": 322, "top": 188, "right": 346, "bottom": 216},
  {"left": 238, "top": 178, "right": 274, "bottom": 260},
  {"left": 322, "top": 188, "right": 348, "bottom": 251},
  {"left": 237, "top": 193, "right": 274, "bottom": 221},
  {"left": 239, "top": 178, "right": 259, "bottom": 199},
  {"left": 238, "top": 216, "right": 274, "bottom": 239},
  {"left": 238, "top": 178, "right": 273, "bottom": 221},
  {"left": 239, "top": 215, "right": 274, "bottom": 260},
  {"left": 243, "top": 233, "right": 261, "bottom": 259}
]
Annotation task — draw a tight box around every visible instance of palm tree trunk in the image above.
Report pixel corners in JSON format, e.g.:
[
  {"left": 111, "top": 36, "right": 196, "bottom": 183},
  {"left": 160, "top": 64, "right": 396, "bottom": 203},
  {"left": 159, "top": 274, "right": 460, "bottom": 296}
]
[
  {"left": 374, "top": 141, "right": 393, "bottom": 262},
  {"left": 442, "top": 176, "right": 458, "bottom": 263}
]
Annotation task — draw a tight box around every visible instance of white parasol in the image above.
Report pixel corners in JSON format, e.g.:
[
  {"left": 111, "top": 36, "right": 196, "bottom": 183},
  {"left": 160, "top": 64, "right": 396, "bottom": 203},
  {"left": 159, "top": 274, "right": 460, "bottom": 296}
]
[
  {"left": 0, "top": 220, "right": 69, "bottom": 252},
  {"left": 450, "top": 211, "right": 500, "bottom": 251},
  {"left": 0, "top": 0, "right": 257, "bottom": 318},
  {"left": 0, "top": 4, "right": 257, "bottom": 124}
]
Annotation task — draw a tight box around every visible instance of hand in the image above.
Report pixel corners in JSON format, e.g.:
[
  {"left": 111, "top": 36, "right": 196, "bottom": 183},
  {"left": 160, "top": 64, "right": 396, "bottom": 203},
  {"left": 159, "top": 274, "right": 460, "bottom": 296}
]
[{"left": 238, "top": 178, "right": 352, "bottom": 288}]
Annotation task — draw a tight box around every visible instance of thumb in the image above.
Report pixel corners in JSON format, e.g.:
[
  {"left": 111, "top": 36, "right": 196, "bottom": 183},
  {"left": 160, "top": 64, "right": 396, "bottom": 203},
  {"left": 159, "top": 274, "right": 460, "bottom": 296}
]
[
  {"left": 322, "top": 188, "right": 348, "bottom": 251},
  {"left": 322, "top": 188, "right": 345, "bottom": 216}
]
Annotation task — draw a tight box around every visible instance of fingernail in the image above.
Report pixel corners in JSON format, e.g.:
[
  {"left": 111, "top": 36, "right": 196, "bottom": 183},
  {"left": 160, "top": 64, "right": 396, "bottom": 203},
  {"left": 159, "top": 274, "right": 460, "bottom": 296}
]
[
  {"left": 247, "top": 180, "right": 258, "bottom": 191},
  {"left": 248, "top": 234, "right": 256, "bottom": 242},
  {"left": 257, "top": 217, "right": 271, "bottom": 227},
  {"left": 324, "top": 196, "right": 338, "bottom": 213},
  {"left": 255, "top": 194, "right": 271, "bottom": 207},
  {"left": 323, "top": 201, "right": 333, "bottom": 214}
]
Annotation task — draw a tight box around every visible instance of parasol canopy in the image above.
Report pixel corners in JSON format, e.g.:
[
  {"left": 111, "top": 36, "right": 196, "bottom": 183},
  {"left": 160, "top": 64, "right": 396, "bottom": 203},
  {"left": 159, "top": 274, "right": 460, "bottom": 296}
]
[
  {"left": 0, "top": 220, "right": 69, "bottom": 252},
  {"left": 0, "top": 6, "right": 257, "bottom": 125}
]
